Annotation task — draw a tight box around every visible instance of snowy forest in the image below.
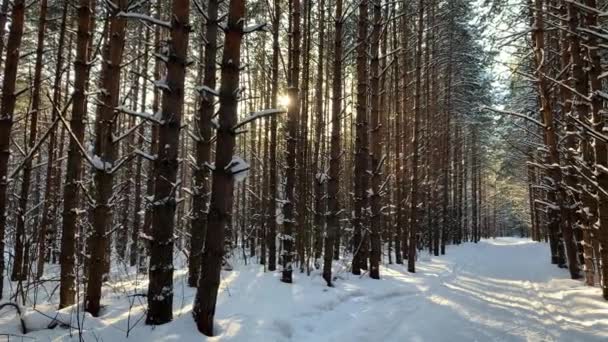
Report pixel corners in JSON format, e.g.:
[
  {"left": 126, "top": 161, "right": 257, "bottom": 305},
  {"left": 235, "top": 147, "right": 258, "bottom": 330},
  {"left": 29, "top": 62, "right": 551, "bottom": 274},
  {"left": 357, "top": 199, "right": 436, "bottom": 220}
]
[{"left": 0, "top": 0, "right": 608, "bottom": 340}]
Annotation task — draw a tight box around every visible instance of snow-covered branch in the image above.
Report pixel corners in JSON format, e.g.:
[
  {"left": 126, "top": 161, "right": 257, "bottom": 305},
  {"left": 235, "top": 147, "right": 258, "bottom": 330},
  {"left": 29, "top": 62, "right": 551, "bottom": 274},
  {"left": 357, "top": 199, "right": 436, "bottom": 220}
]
[
  {"left": 482, "top": 106, "right": 546, "bottom": 129},
  {"left": 112, "top": 120, "right": 143, "bottom": 144},
  {"left": 135, "top": 149, "right": 157, "bottom": 161},
  {"left": 243, "top": 23, "right": 266, "bottom": 34},
  {"left": 225, "top": 156, "right": 250, "bottom": 182},
  {"left": 117, "top": 11, "right": 172, "bottom": 29},
  {"left": 232, "top": 109, "right": 285, "bottom": 131},
  {"left": 116, "top": 105, "right": 164, "bottom": 125},
  {"left": 196, "top": 85, "right": 220, "bottom": 98}
]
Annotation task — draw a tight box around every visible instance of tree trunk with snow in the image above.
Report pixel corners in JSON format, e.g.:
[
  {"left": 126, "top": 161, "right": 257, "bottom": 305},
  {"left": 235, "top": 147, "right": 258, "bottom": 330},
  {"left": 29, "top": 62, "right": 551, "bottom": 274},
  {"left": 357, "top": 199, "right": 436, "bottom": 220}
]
[
  {"left": 193, "top": 0, "right": 244, "bottom": 333},
  {"left": 59, "top": 0, "right": 92, "bottom": 307},
  {"left": 0, "top": 0, "right": 26, "bottom": 296},
  {"left": 39, "top": 0, "right": 69, "bottom": 280},
  {"left": 146, "top": 0, "right": 190, "bottom": 324},
  {"left": 281, "top": 0, "right": 301, "bottom": 283},
  {"left": 85, "top": 0, "right": 128, "bottom": 316},
  {"left": 407, "top": 0, "right": 424, "bottom": 273},
  {"left": 12, "top": 0, "right": 48, "bottom": 282},
  {"left": 584, "top": 0, "right": 608, "bottom": 299},
  {"left": 368, "top": 0, "right": 382, "bottom": 279},
  {"left": 352, "top": 0, "right": 369, "bottom": 275},
  {"left": 323, "top": 0, "right": 343, "bottom": 287},
  {"left": 266, "top": 0, "right": 281, "bottom": 272},
  {"left": 312, "top": 0, "right": 326, "bottom": 266},
  {"left": 189, "top": 0, "right": 218, "bottom": 288}
]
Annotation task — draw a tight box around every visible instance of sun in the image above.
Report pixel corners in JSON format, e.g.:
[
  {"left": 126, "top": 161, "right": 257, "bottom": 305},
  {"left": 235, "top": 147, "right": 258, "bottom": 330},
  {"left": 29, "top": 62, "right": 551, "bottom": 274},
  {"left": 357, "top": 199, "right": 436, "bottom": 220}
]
[{"left": 278, "top": 94, "right": 291, "bottom": 108}]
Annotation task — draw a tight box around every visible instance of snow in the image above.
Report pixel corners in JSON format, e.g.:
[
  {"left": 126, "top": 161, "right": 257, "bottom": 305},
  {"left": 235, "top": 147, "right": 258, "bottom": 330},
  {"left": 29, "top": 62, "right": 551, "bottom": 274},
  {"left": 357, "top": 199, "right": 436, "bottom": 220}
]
[
  {"left": 233, "top": 109, "right": 285, "bottom": 131},
  {"left": 117, "top": 105, "right": 164, "bottom": 125},
  {"left": 211, "top": 118, "right": 220, "bottom": 129},
  {"left": 243, "top": 23, "right": 266, "bottom": 33},
  {"left": 154, "top": 77, "right": 171, "bottom": 92},
  {"left": 135, "top": 149, "right": 157, "bottom": 161},
  {"left": 226, "top": 156, "right": 249, "bottom": 183},
  {"left": 91, "top": 154, "right": 112, "bottom": 171},
  {"left": 117, "top": 11, "right": 171, "bottom": 29},
  {"left": 196, "top": 85, "right": 219, "bottom": 98},
  {"left": 2, "top": 238, "right": 608, "bottom": 341}
]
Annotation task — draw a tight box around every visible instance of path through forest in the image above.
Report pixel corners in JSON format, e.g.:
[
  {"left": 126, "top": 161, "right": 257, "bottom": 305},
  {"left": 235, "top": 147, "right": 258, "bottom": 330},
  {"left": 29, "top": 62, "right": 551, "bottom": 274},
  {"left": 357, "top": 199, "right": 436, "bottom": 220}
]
[
  {"left": 288, "top": 238, "right": 608, "bottom": 342},
  {"left": 2, "top": 238, "right": 607, "bottom": 341}
]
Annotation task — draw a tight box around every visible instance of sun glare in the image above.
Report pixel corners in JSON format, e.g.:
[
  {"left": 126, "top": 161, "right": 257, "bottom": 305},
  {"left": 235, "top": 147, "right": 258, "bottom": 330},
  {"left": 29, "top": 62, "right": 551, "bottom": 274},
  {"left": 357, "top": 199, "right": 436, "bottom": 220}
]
[{"left": 278, "top": 94, "right": 291, "bottom": 107}]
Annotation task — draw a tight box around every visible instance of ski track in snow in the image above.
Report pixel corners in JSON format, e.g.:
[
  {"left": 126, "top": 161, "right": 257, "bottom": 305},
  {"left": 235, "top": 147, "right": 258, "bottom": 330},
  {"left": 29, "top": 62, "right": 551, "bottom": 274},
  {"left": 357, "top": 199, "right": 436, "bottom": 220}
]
[{"left": 1, "top": 237, "right": 607, "bottom": 341}]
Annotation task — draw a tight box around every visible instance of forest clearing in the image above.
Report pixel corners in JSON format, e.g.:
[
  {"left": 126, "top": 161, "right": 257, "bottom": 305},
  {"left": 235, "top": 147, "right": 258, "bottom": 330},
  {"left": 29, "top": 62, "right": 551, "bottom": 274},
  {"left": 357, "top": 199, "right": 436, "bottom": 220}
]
[{"left": 2, "top": 238, "right": 608, "bottom": 341}]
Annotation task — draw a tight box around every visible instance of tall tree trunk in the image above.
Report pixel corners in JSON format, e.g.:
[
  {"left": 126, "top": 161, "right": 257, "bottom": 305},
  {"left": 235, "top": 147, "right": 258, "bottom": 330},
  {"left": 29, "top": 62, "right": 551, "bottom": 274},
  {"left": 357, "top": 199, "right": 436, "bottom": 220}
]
[
  {"left": 368, "top": 0, "right": 382, "bottom": 279},
  {"left": 408, "top": 0, "right": 423, "bottom": 273},
  {"left": 323, "top": 0, "right": 342, "bottom": 287},
  {"left": 393, "top": 7, "right": 405, "bottom": 263},
  {"left": 562, "top": 2, "right": 588, "bottom": 281},
  {"left": 193, "top": 0, "right": 244, "bottom": 333},
  {"left": 441, "top": 18, "right": 454, "bottom": 255},
  {"left": 532, "top": 0, "right": 575, "bottom": 272},
  {"left": 85, "top": 0, "right": 128, "bottom": 316},
  {"left": 189, "top": 0, "right": 218, "bottom": 288},
  {"left": 401, "top": 8, "right": 412, "bottom": 260},
  {"left": 0, "top": 0, "right": 26, "bottom": 298},
  {"left": 352, "top": 0, "right": 369, "bottom": 275},
  {"left": 146, "top": 0, "right": 190, "bottom": 324},
  {"left": 471, "top": 128, "right": 479, "bottom": 243},
  {"left": 117, "top": 58, "right": 140, "bottom": 262},
  {"left": 312, "top": 0, "right": 326, "bottom": 266},
  {"left": 296, "top": 0, "right": 310, "bottom": 273},
  {"left": 131, "top": 12, "right": 152, "bottom": 267},
  {"left": 12, "top": 0, "right": 48, "bottom": 282},
  {"left": 585, "top": 0, "right": 608, "bottom": 298},
  {"left": 39, "top": 0, "right": 69, "bottom": 280},
  {"left": 282, "top": 0, "right": 301, "bottom": 284},
  {"left": 141, "top": 0, "right": 163, "bottom": 272},
  {"left": 456, "top": 126, "right": 463, "bottom": 243},
  {"left": 59, "top": 0, "right": 91, "bottom": 307},
  {"left": 266, "top": 0, "right": 281, "bottom": 272}
]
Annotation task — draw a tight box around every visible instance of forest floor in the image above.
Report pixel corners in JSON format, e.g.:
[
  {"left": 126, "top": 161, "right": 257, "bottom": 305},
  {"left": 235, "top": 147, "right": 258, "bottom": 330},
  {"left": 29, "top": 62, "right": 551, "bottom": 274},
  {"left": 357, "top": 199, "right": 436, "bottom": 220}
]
[{"left": 1, "top": 237, "right": 607, "bottom": 341}]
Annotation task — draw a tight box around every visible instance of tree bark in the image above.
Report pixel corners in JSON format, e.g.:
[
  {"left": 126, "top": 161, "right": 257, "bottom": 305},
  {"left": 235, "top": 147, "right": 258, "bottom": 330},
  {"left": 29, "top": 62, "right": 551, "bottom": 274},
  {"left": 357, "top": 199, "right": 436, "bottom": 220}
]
[
  {"left": 0, "top": 0, "right": 26, "bottom": 298},
  {"left": 312, "top": 0, "right": 326, "bottom": 267},
  {"left": 85, "top": 0, "right": 128, "bottom": 316},
  {"left": 281, "top": 0, "right": 301, "bottom": 283},
  {"left": 189, "top": 0, "right": 218, "bottom": 288},
  {"left": 266, "top": 0, "right": 281, "bottom": 273},
  {"left": 323, "top": 0, "right": 343, "bottom": 287},
  {"left": 146, "top": 0, "right": 190, "bottom": 324},
  {"left": 368, "top": 0, "right": 382, "bottom": 279},
  {"left": 59, "top": 0, "right": 91, "bottom": 308},
  {"left": 39, "top": 0, "right": 69, "bottom": 280},
  {"left": 12, "top": 0, "right": 48, "bottom": 282},
  {"left": 352, "top": 0, "right": 369, "bottom": 275},
  {"left": 193, "top": 0, "right": 244, "bottom": 333},
  {"left": 584, "top": 0, "right": 608, "bottom": 298},
  {"left": 532, "top": 0, "right": 573, "bottom": 270},
  {"left": 408, "top": 0, "right": 424, "bottom": 273}
]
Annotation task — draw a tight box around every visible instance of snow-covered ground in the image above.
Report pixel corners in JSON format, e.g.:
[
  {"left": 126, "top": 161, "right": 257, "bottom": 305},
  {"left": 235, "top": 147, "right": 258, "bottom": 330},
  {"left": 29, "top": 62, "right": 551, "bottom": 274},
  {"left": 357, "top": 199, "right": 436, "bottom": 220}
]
[{"left": 2, "top": 237, "right": 607, "bottom": 341}]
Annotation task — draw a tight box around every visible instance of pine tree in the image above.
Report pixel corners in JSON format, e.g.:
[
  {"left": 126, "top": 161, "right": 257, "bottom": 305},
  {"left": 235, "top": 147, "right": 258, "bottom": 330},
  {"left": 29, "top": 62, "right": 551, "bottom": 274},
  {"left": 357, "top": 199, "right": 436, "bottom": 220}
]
[
  {"left": 59, "top": 0, "right": 92, "bottom": 307},
  {"left": 0, "top": 0, "right": 27, "bottom": 296},
  {"left": 146, "top": 0, "right": 191, "bottom": 324},
  {"left": 193, "top": 0, "right": 246, "bottom": 332}
]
